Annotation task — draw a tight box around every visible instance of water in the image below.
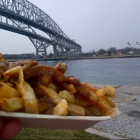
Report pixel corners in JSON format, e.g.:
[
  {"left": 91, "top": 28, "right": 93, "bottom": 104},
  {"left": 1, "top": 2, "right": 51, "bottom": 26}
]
[{"left": 39, "top": 57, "right": 140, "bottom": 86}]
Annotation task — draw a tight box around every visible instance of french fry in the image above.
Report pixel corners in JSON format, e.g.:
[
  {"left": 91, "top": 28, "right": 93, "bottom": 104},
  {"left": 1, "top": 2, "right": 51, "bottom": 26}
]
[
  {"left": 37, "top": 74, "right": 52, "bottom": 86},
  {"left": 68, "top": 103, "right": 85, "bottom": 116},
  {"left": 0, "top": 97, "right": 24, "bottom": 112},
  {"left": 101, "top": 96, "right": 116, "bottom": 108},
  {"left": 48, "top": 82, "right": 59, "bottom": 93},
  {"left": 38, "top": 101, "right": 53, "bottom": 114},
  {"left": 53, "top": 99, "right": 68, "bottom": 116},
  {"left": 24, "top": 65, "right": 65, "bottom": 83},
  {"left": 18, "top": 81, "right": 39, "bottom": 114},
  {"left": 35, "top": 84, "right": 62, "bottom": 104},
  {"left": 0, "top": 53, "right": 7, "bottom": 61},
  {"left": 65, "top": 76, "right": 81, "bottom": 85},
  {"left": 96, "top": 88, "right": 105, "bottom": 97},
  {"left": 54, "top": 62, "right": 68, "bottom": 74},
  {"left": 84, "top": 106, "right": 101, "bottom": 116},
  {"left": 83, "top": 82, "right": 98, "bottom": 93},
  {"left": 0, "top": 82, "right": 20, "bottom": 98},
  {"left": 9, "top": 60, "right": 38, "bottom": 70},
  {"left": 4, "top": 66, "right": 24, "bottom": 85},
  {"left": 4, "top": 65, "right": 39, "bottom": 114},
  {"left": 75, "top": 97, "right": 91, "bottom": 107},
  {"left": 96, "top": 86, "right": 116, "bottom": 98},
  {"left": 103, "top": 86, "right": 116, "bottom": 98},
  {"left": 74, "top": 84, "right": 98, "bottom": 103},
  {"left": 66, "top": 84, "right": 77, "bottom": 94},
  {"left": 95, "top": 97, "right": 114, "bottom": 115},
  {"left": 59, "top": 90, "right": 75, "bottom": 103}
]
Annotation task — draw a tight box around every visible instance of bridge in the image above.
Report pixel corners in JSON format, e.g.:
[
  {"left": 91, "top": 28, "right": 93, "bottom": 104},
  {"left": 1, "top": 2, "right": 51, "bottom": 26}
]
[{"left": 0, "top": 0, "right": 82, "bottom": 59}]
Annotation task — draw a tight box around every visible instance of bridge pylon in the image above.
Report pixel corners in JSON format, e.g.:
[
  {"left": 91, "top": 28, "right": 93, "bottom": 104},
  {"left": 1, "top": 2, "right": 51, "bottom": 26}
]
[
  {"left": 29, "top": 38, "right": 52, "bottom": 59},
  {"left": 53, "top": 44, "right": 58, "bottom": 58}
]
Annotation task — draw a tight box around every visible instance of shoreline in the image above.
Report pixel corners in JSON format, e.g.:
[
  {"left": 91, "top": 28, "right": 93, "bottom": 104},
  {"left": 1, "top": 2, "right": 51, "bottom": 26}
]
[{"left": 8, "top": 54, "right": 140, "bottom": 62}]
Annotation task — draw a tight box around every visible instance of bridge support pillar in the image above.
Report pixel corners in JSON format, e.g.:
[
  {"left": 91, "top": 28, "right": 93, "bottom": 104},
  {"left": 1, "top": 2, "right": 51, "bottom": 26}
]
[
  {"left": 36, "top": 47, "right": 47, "bottom": 59},
  {"left": 36, "top": 49, "right": 39, "bottom": 59},
  {"left": 53, "top": 44, "right": 58, "bottom": 58},
  {"left": 44, "top": 48, "right": 47, "bottom": 59},
  {"left": 61, "top": 47, "right": 65, "bottom": 57},
  {"left": 65, "top": 48, "right": 69, "bottom": 57}
]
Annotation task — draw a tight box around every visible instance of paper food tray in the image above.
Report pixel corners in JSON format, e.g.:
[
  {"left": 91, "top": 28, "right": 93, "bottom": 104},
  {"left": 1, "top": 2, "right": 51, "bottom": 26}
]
[{"left": 0, "top": 108, "right": 120, "bottom": 130}]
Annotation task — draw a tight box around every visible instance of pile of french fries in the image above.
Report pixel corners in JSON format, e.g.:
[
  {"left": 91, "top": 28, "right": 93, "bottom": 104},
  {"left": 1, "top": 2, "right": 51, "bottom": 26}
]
[{"left": 0, "top": 53, "right": 116, "bottom": 116}]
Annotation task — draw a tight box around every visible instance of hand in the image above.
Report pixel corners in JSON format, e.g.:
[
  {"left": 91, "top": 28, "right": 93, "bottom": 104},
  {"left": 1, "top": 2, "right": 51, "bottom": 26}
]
[{"left": 0, "top": 117, "right": 21, "bottom": 139}]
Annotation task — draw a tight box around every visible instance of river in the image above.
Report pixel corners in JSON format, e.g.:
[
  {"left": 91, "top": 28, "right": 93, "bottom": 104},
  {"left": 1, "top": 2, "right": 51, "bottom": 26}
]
[{"left": 39, "top": 57, "right": 140, "bottom": 86}]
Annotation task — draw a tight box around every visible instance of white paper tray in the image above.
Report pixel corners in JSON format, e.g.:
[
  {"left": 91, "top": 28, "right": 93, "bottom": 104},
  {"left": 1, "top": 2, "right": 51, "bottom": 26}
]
[{"left": 0, "top": 108, "right": 120, "bottom": 130}]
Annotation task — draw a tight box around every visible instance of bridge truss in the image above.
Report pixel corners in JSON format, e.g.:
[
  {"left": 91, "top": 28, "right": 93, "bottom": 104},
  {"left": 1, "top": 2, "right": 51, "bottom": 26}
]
[{"left": 0, "top": 0, "right": 82, "bottom": 59}]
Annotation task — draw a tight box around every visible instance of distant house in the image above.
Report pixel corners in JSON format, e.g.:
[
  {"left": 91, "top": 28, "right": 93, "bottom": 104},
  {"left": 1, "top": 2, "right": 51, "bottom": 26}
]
[
  {"left": 117, "top": 52, "right": 123, "bottom": 56},
  {"left": 128, "top": 51, "right": 135, "bottom": 54}
]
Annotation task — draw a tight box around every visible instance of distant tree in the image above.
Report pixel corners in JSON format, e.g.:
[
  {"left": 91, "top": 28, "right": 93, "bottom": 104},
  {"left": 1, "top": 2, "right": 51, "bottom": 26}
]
[
  {"left": 91, "top": 49, "right": 95, "bottom": 53},
  {"left": 108, "top": 47, "right": 117, "bottom": 55},
  {"left": 124, "top": 47, "right": 133, "bottom": 54},
  {"left": 88, "top": 49, "right": 96, "bottom": 56},
  {"left": 108, "top": 50, "right": 111, "bottom": 56},
  {"left": 98, "top": 49, "right": 106, "bottom": 55}
]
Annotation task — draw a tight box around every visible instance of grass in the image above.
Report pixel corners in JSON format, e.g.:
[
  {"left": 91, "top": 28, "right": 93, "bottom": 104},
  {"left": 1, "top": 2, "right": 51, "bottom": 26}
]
[{"left": 14, "top": 128, "right": 109, "bottom": 139}]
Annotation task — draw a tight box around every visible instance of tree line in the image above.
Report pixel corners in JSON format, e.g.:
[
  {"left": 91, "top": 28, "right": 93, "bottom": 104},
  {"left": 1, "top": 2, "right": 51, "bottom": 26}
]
[{"left": 80, "top": 47, "right": 140, "bottom": 57}]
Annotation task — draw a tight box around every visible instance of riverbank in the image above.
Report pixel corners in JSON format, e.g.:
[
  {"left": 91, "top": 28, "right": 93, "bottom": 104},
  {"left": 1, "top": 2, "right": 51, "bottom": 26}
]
[{"left": 7, "top": 54, "right": 140, "bottom": 62}]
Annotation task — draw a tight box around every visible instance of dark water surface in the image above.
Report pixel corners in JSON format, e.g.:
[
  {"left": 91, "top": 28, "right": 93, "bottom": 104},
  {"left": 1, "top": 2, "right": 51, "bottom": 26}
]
[{"left": 39, "top": 57, "right": 140, "bottom": 86}]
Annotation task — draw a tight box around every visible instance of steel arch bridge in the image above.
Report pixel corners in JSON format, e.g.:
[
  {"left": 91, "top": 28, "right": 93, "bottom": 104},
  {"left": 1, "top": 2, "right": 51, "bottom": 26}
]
[{"left": 0, "top": 0, "right": 82, "bottom": 59}]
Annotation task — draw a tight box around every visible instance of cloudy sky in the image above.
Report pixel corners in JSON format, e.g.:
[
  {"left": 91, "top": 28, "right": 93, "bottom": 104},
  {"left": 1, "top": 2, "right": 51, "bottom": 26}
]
[{"left": 1, "top": 0, "right": 140, "bottom": 54}]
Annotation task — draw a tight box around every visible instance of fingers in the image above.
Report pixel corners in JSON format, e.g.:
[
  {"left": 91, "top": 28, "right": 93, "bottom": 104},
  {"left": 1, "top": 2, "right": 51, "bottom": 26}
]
[
  {"left": 0, "top": 118, "right": 21, "bottom": 139},
  {"left": 0, "top": 118, "right": 4, "bottom": 130}
]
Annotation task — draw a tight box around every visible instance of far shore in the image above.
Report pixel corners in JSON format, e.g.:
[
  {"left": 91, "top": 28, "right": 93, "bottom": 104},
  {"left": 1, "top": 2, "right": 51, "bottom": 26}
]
[{"left": 8, "top": 54, "right": 140, "bottom": 62}]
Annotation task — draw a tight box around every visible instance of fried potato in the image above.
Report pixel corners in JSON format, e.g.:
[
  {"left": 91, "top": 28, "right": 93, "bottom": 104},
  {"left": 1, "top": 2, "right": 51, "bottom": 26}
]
[
  {"left": 84, "top": 106, "right": 101, "bottom": 116},
  {"left": 66, "top": 84, "right": 77, "bottom": 94},
  {"left": 38, "top": 101, "right": 53, "bottom": 114},
  {"left": 65, "top": 76, "right": 81, "bottom": 85},
  {"left": 48, "top": 82, "right": 59, "bottom": 93},
  {"left": 9, "top": 60, "right": 38, "bottom": 69},
  {"left": 0, "top": 82, "right": 20, "bottom": 98},
  {"left": 0, "top": 53, "right": 8, "bottom": 62},
  {"left": 0, "top": 97, "right": 24, "bottom": 112},
  {"left": 74, "top": 84, "right": 98, "bottom": 103},
  {"left": 18, "top": 81, "right": 39, "bottom": 114},
  {"left": 35, "top": 84, "right": 62, "bottom": 104},
  {"left": 59, "top": 90, "right": 75, "bottom": 103},
  {"left": 54, "top": 62, "right": 68, "bottom": 74},
  {"left": 4, "top": 65, "right": 24, "bottom": 85},
  {"left": 95, "top": 97, "right": 114, "bottom": 115},
  {"left": 37, "top": 74, "right": 52, "bottom": 86},
  {"left": 53, "top": 99, "right": 68, "bottom": 116},
  {"left": 96, "top": 86, "right": 116, "bottom": 98},
  {"left": 0, "top": 60, "right": 9, "bottom": 73},
  {"left": 75, "top": 97, "right": 91, "bottom": 107},
  {"left": 4, "top": 65, "right": 39, "bottom": 114},
  {"left": 96, "top": 88, "right": 105, "bottom": 97},
  {"left": 24, "top": 65, "right": 65, "bottom": 83},
  {"left": 103, "top": 86, "right": 116, "bottom": 98},
  {"left": 68, "top": 103, "right": 85, "bottom": 116},
  {"left": 83, "top": 82, "right": 98, "bottom": 92},
  {"left": 101, "top": 96, "right": 116, "bottom": 108}
]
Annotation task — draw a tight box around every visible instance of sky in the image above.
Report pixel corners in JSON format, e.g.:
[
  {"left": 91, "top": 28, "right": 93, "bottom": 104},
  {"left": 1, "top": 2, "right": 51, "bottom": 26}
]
[{"left": 1, "top": 0, "right": 140, "bottom": 54}]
